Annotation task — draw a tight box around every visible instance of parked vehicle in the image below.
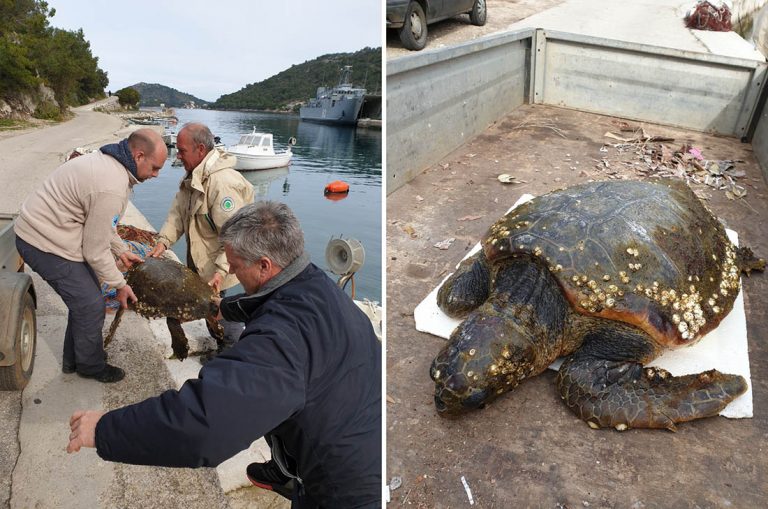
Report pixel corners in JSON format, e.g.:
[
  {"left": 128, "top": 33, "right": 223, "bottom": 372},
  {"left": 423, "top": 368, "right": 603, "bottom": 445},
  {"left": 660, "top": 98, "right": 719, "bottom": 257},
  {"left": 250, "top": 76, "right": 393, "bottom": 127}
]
[
  {"left": 387, "top": 0, "right": 487, "bottom": 51},
  {"left": 0, "top": 214, "right": 37, "bottom": 390}
]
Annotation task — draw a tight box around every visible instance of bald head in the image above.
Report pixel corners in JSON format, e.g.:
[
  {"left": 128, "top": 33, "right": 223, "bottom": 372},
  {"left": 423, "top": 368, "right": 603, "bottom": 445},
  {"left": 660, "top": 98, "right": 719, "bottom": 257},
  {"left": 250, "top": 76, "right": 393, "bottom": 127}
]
[
  {"left": 128, "top": 128, "right": 164, "bottom": 157},
  {"left": 128, "top": 128, "right": 166, "bottom": 182}
]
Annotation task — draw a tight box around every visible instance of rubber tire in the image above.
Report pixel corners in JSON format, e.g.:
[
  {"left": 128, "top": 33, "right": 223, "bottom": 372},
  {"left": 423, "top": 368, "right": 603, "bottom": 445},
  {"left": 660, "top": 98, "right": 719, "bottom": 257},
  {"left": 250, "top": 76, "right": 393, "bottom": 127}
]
[
  {"left": 470, "top": 0, "right": 487, "bottom": 26},
  {"left": 399, "top": 2, "right": 428, "bottom": 51},
  {"left": 0, "top": 293, "right": 36, "bottom": 390}
]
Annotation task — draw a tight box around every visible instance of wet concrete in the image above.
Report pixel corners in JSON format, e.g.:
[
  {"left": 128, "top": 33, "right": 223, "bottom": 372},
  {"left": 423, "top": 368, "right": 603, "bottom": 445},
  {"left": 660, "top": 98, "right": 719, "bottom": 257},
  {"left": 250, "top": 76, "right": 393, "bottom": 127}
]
[{"left": 385, "top": 104, "right": 768, "bottom": 507}]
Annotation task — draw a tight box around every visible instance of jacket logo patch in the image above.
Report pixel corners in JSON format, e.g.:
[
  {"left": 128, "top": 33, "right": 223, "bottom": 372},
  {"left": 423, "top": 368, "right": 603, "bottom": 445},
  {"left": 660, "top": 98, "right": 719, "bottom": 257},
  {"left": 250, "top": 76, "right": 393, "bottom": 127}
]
[
  {"left": 221, "top": 197, "right": 235, "bottom": 212},
  {"left": 112, "top": 214, "right": 120, "bottom": 228}
]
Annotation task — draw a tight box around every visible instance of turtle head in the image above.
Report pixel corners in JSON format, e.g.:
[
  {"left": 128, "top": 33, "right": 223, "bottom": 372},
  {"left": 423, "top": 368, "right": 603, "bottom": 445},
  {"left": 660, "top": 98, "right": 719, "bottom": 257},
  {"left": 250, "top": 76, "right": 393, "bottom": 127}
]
[{"left": 430, "top": 311, "right": 537, "bottom": 415}]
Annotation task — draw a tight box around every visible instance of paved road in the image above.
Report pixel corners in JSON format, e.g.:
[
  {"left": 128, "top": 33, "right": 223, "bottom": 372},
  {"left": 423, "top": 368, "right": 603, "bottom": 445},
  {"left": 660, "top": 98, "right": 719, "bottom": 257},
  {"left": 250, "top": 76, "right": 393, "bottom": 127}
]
[{"left": 0, "top": 99, "right": 125, "bottom": 215}]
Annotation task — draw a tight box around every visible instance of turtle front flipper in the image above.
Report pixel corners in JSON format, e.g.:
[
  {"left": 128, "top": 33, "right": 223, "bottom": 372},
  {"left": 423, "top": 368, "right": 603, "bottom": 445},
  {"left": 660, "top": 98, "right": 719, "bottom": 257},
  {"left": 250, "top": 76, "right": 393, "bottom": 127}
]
[
  {"left": 166, "top": 317, "right": 189, "bottom": 361},
  {"left": 437, "top": 251, "right": 491, "bottom": 318},
  {"left": 556, "top": 354, "right": 747, "bottom": 431}
]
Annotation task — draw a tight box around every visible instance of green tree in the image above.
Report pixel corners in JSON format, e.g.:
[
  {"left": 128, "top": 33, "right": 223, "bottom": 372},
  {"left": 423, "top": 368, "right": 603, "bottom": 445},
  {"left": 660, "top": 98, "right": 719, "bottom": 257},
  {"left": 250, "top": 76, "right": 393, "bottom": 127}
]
[
  {"left": 115, "top": 87, "right": 140, "bottom": 109},
  {"left": 0, "top": 0, "right": 51, "bottom": 97},
  {"left": 0, "top": 0, "right": 109, "bottom": 113}
]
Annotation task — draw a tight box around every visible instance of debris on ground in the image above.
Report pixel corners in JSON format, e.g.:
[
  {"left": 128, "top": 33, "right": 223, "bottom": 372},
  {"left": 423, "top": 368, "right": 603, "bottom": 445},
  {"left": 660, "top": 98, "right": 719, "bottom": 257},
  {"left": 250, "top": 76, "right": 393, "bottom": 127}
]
[
  {"left": 498, "top": 173, "right": 526, "bottom": 184},
  {"left": 511, "top": 117, "right": 568, "bottom": 138},
  {"left": 598, "top": 130, "right": 749, "bottom": 198},
  {"left": 434, "top": 238, "right": 455, "bottom": 250},
  {"left": 460, "top": 476, "right": 475, "bottom": 505},
  {"left": 402, "top": 224, "right": 418, "bottom": 238}
]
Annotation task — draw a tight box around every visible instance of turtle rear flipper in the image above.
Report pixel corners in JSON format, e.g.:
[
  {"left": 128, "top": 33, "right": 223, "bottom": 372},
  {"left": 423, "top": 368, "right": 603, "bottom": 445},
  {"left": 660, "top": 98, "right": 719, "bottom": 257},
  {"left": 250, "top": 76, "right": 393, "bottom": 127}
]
[
  {"left": 167, "top": 317, "right": 189, "bottom": 361},
  {"left": 557, "top": 355, "right": 747, "bottom": 431},
  {"left": 437, "top": 251, "right": 491, "bottom": 318},
  {"left": 104, "top": 307, "right": 125, "bottom": 347},
  {"left": 735, "top": 246, "right": 766, "bottom": 275}
]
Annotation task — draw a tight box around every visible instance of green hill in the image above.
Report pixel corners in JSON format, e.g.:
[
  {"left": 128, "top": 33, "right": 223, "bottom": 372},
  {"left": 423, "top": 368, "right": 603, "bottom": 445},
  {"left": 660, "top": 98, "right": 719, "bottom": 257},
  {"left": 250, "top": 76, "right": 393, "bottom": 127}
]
[
  {"left": 213, "top": 47, "right": 381, "bottom": 112},
  {"left": 128, "top": 82, "right": 209, "bottom": 108}
]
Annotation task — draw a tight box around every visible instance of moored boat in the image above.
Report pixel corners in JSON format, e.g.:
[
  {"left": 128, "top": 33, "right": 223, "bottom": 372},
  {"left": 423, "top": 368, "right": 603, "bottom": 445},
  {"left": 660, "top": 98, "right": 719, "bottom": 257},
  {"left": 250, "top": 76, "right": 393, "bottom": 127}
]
[
  {"left": 299, "top": 66, "right": 366, "bottom": 126},
  {"left": 226, "top": 128, "right": 294, "bottom": 171}
]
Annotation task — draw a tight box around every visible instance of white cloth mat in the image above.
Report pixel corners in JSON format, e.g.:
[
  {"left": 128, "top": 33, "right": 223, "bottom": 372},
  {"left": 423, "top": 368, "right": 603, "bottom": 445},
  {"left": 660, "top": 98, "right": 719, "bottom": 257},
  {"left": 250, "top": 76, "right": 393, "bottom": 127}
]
[{"left": 415, "top": 195, "right": 753, "bottom": 418}]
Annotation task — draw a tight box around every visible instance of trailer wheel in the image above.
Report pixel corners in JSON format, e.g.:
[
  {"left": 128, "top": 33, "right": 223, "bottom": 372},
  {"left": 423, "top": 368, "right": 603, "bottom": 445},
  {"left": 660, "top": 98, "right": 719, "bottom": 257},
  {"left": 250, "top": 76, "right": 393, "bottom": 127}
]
[
  {"left": 470, "top": 0, "right": 487, "bottom": 26},
  {"left": 399, "top": 2, "right": 428, "bottom": 51},
  {"left": 0, "top": 292, "right": 36, "bottom": 390}
]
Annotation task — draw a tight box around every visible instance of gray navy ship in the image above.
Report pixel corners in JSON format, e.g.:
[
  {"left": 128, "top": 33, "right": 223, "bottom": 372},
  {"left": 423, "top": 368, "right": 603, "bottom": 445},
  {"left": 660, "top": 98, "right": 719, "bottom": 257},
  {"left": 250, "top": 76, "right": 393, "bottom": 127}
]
[{"left": 300, "top": 66, "right": 366, "bottom": 126}]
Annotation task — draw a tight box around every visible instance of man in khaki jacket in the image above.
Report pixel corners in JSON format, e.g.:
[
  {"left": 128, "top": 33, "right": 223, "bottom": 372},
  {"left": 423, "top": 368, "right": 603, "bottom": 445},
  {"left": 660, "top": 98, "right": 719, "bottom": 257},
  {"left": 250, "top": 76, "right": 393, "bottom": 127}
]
[
  {"left": 149, "top": 122, "right": 254, "bottom": 359},
  {"left": 15, "top": 128, "right": 167, "bottom": 382}
]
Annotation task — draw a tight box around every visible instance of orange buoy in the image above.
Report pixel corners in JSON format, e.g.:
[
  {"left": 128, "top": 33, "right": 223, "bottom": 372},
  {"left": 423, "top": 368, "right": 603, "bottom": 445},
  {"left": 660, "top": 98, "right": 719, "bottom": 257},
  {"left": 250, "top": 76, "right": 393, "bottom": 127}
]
[
  {"left": 324, "top": 192, "right": 348, "bottom": 202},
  {"left": 324, "top": 180, "right": 350, "bottom": 195}
]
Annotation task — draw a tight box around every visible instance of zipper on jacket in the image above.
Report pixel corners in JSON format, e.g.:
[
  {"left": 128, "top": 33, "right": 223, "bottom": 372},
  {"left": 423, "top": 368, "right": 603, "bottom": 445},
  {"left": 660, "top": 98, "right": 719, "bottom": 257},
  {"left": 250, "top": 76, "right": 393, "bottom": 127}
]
[
  {"left": 269, "top": 436, "right": 305, "bottom": 495},
  {"left": 203, "top": 213, "right": 218, "bottom": 233}
]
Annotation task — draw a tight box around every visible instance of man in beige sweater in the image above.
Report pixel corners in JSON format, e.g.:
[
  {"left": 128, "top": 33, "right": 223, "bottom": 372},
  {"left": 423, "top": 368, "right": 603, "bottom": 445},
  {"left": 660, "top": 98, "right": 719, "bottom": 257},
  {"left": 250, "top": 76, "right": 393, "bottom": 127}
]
[
  {"left": 15, "top": 128, "right": 167, "bottom": 383},
  {"left": 148, "top": 123, "right": 254, "bottom": 362}
]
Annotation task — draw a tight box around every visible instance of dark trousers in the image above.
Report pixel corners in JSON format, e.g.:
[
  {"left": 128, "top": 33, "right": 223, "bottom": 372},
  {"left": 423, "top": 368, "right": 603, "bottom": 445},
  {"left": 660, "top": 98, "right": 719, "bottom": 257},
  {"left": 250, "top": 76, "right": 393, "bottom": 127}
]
[{"left": 16, "top": 237, "right": 107, "bottom": 375}]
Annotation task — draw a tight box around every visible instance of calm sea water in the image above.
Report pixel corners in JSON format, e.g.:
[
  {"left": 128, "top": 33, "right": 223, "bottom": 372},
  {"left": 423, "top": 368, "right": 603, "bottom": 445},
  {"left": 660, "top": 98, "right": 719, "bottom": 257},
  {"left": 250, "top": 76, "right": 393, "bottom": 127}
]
[{"left": 131, "top": 109, "right": 382, "bottom": 303}]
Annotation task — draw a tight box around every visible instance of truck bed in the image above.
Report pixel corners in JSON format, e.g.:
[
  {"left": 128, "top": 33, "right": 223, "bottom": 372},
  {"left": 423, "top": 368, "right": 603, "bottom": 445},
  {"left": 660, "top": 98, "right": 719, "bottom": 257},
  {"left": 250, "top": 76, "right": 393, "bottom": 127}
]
[{"left": 386, "top": 104, "right": 768, "bottom": 507}]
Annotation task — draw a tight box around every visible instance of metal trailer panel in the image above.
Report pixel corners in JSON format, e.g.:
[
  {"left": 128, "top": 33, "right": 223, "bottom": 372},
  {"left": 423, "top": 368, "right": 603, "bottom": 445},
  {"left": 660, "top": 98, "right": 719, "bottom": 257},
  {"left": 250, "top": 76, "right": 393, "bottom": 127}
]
[
  {"left": 752, "top": 84, "right": 768, "bottom": 181},
  {"left": 386, "top": 31, "right": 533, "bottom": 193},
  {"left": 538, "top": 30, "right": 767, "bottom": 137}
]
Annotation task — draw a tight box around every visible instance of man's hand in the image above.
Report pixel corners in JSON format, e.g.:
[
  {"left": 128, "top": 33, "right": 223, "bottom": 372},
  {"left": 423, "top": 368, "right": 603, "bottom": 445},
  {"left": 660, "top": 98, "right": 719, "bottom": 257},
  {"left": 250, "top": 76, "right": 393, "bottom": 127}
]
[
  {"left": 208, "top": 272, "right": 224, "bottom": 294},
  {"left": 67, "top": 410, "right": 105, "bottom": 453},
  {"left": 117, "top": 284, "right": 137, "bottom": 309},
  {"left": 148, "top": 242, "right": 167, "bottom": 258},
  {"left": 118, "top": 251, "right": 143, "bottom": 270},
  {"left": 212, "top": 296, "right": 223, "bottom": 320}
]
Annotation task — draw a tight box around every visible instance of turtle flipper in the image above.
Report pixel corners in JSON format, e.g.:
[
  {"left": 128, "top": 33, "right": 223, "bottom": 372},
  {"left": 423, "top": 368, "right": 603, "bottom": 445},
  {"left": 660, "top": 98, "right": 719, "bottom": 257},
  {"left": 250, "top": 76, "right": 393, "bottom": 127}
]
[
  {"left": 735, "top": 245, "right": 765, "bottom": 275},
  {"left": 437, "top": 251, "right": 491, "bottom": 317},
  {"left": 556, "top": 356, "right": 747, "bottom": 431},
  {"left": 104, "top": 307, "right": 125, "bottom": 347},
  {"left": 166, "top": 317, "right": 189, "bottom": 361}
]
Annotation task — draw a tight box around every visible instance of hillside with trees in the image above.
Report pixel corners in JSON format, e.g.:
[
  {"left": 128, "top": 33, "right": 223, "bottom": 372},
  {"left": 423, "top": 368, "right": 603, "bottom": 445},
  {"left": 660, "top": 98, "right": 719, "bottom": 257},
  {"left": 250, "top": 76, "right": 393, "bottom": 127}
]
[
  {"left": 213, "top": 47, "right": 381, "bottom": 112},
  {"left": 0, "top": 0, "right": 108, "bottom": 119},
  {"left": 128, "top": 82, "right": 208, "bottom": 108}
]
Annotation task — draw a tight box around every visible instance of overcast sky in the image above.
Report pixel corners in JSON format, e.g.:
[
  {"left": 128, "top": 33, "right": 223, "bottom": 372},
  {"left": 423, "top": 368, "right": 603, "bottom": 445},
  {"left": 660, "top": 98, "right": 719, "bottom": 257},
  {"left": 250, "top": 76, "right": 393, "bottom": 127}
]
[{"left": 45, "top": 0, "right": 383, "bottom": 102}]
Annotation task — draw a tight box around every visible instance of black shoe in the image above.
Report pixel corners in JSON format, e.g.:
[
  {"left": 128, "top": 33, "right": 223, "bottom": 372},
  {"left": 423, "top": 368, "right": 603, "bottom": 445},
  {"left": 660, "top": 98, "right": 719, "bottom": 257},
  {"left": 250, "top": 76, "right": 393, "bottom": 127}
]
[
  {"left": 77, "top": 364, "right": 125, "bottom": 383},
  {"left": 62, "top": 363, "right": 76, "bottom": 374},
  {"left": 246, "top": 461, "right": 295, "bottom": 500}
]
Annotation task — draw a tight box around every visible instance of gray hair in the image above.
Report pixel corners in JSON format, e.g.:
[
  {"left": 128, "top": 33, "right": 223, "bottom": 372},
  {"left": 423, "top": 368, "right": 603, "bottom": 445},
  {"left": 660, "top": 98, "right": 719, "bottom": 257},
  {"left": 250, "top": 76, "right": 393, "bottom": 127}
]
[
  {"left": 220, "top": 201, "right": 304, "bottom": 269},
  {"left": 180, "top": 122, "right": 215, "bottom": 151}
]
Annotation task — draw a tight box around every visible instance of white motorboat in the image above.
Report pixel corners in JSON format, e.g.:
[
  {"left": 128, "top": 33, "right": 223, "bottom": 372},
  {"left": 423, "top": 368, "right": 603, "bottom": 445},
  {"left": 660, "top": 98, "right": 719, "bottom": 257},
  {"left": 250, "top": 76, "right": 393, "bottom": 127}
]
[
  {"left": 162, "top": 129, "right": 177, "bottom": 147},
  {"left": 227, "top": 129, "right": 294, "bottom": 171}
]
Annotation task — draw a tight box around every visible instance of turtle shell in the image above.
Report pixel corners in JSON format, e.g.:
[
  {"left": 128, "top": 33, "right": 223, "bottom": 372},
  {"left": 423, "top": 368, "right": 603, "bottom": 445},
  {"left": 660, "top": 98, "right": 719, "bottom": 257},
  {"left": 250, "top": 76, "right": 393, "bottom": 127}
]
[
  {"left": 126, "top": 257, "right": 217, "bottom": 321},
  {"left": 482, "top": 180, "right": 740, "bottom": 347}
]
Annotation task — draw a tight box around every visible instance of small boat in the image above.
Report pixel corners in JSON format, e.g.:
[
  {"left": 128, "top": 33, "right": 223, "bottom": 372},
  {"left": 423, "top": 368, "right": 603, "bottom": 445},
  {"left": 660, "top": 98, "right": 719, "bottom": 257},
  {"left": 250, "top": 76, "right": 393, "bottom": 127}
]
[
  {"left": 227, "top": 129, "right": 294, "bottom": 171},
  {"left": 162, "top": 128, "right": 177, "bottom": 147}
]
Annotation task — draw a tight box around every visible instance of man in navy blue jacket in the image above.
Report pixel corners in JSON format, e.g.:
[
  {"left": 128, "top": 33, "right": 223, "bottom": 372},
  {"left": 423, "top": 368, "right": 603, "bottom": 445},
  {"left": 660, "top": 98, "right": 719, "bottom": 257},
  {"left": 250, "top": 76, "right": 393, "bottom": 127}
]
[{"left": 67, "top": 201, "right": 382, "bottom": 508}]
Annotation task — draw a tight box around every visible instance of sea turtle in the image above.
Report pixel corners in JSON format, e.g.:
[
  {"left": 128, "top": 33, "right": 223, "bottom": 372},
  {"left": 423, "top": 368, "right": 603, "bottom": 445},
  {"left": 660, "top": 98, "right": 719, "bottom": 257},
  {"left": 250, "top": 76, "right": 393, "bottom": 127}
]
[
  {"left": 105, "top": 257, "right": 223, "bottom": 361},
  {"left": 430, "top": 179, "right": 764, "bottom": 430}
]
